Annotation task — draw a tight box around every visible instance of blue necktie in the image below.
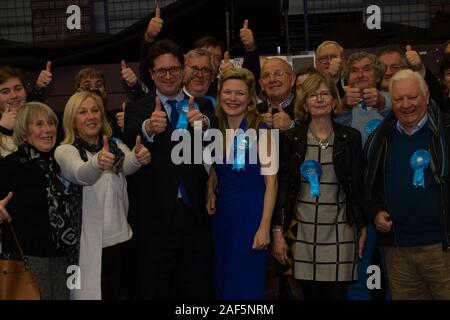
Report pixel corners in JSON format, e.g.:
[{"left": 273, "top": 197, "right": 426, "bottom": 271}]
[
  {"left": 166, "top": 99, "right": 191, "bottom": 207},
  {"left": 167, "top": 100, "right": 178, "bottom": 129}
]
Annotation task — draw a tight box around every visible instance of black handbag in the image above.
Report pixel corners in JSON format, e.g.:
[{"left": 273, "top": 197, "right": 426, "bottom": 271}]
[{"left": 0, "top": 222, "right": 41, "bottom": 300}]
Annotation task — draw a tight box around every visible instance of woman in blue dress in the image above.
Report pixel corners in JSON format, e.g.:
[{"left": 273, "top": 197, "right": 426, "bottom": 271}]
[{"left": 206, "top": 67, "right": 278, "bottom": 299}]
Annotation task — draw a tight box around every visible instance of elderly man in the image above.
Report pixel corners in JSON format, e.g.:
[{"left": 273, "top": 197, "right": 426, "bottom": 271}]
[
  {"left": 258, "top": 57, "right": 296, "bottom": 131},
  {"left": 365, "top": 69, "right": 450, "bottom": 300},
  {"left": 336, "top": 51, "right": 389, "bottom": 144},
  {"left": 315, "top": 40, "right": 346, "bottom": 97},
  {"left": 377, "top": 45, "right": 445, "bottom": 112}
]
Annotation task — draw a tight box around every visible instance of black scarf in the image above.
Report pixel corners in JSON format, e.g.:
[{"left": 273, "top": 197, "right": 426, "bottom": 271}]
[
  {"left": 19, "top": 143, "right": 80, "bottom": 264},
  {"left": 73, "top": 137, "right": 125, "bottom": 172}
]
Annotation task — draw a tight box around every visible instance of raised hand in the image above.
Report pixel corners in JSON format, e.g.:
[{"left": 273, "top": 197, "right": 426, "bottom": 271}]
[
  {"left": 240, "top": 19, "right": 256, "bottom": 52},
  {"left": 36, "top": 60, "right": 53, "bottom": 89},
  {"left": 121, "top": 60, "right": 138, "bottom": 87},
  {"left": 261, "top": 105, "right": 274, "bottom": 128},
  {"left": 343, "top": 86, "right": 362, "bottom": 109},
  {"left": 145, "top": 7, "right": 163, "bottom": 42},
  {"left": 405, "top": 45, "right": 424, "bottom": 71},
  {"left": 115, "top": 102, "right": 126, "bottom": 129},
  {"left": 187, "top": 96, "right": 203, "bottom": 129},
  {"left": 219, "top": 51, "right": 234, "bottom": 74},
  {"left": 134, "top": 135, "right": 151, "bottom": 165},
  {"left": 98, "top": 135, "right": 116, "bottom": 171},
  {"left": 328, "top": 56, "right": 343, "bottom": 78},
  {"left": 0, "top": 106, "right": 18, "bottom": 130},
  {"left": 146, "top": 96, "right": 168, "bottom": 134},
  {"left": 362, "top": 87, "right": 385, "bottom": 109},
  {"left": 273, "top": 104, "right": 292, "bottom": 130}
]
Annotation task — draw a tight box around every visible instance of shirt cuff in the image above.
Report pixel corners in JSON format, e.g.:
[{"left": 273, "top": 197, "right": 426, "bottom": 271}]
[{"left": 141, "top": 119, "right": 155, "bottom": 142}]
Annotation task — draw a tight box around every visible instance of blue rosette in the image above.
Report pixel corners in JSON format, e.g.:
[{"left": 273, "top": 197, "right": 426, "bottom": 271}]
[
  {"left": 176, "top": 99, "right": 198, "bottom": 129},
  {"left": 366, "top": 118, "right": 382, "bottom": 136},
  {"left": 232, "top": 133, "right": 250, "bottom": 172},
  {"left": 300, "top": 160, "right": 322, "bottom": 197},
  {"left": 409, "top": 149, "right": 430, "bottom": 188}
]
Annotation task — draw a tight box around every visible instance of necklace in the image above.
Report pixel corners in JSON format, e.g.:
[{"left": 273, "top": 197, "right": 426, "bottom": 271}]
[{"left": 309, "top": 126, "right": 334, "bottom": 150}]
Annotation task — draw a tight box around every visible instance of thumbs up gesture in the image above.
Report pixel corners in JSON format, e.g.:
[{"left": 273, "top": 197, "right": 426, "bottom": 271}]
[
  {"left": 0, "top": 192, "right": 13, "bottom": 223},
  {"left": 405, "top": 45, "right": 424, "bottom": 71},
  {"left": 0, "top": 106, "right": 18, "bottom": 130},
  {"left": 121, "top": 60, "right": 138, "bottom": 87},
  {"left": 115, "top": 102, "right": 126, "bottom": 129},
  {"left": 187, "top": 96, "right": 204, "bottom": 129},
  {"left": 98, "top": 135, "right": 116, "bottom": 171},
  {"left": 146, "top": 96, "right": 168, "bottom": 134},
  {"left": 240, "top": 19, "right": 256, "bottom": 52},
  {"left": 145, "top": 7, "right": 163, "bottom": 42},
  {"left": 329, "top": 56, "right": 343, "bottom": 78},
  {"left": 219, "top": 51, "right": 234, "bottom": 74},
  {"left": 36, "top": 60, "right": 53, "bottom": 89},
  {"left": 273, "top": 104, "right": 293, "bottom": 130},
  {"left": 134, "top": 135, "right": 152, "bottom": 165},
  {"left": 261, "top": 105, "right": 274, "bottom": 128}
]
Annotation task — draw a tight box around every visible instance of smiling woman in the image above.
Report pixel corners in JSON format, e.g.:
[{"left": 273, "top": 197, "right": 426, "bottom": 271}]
[
  {"left": 0, "top": 102, "right": 77, "bottom": 300},
  {"left": 55, "top": 91, "right": 150, "bottom": 300}
]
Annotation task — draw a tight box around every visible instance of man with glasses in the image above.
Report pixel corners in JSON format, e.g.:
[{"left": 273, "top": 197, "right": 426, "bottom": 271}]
[
  {"left": 183, "top": 48, "right": 216, "bottom": 105},
  {"left": 124, "top": 39, "right": 215, "bottom": 299},
  {"left": 258, "top": 57, "right": 297, "bottom": 131},
  {"left": 315, "top": 41, "right": 346, "bottom": 97},
  {"left": 377, "top": 46, "right": 445, "bottom": 111}
]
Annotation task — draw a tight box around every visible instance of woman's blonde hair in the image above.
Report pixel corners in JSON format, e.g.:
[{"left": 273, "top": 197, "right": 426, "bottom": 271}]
[
  {"left": 12, "top": 101, "right": 58, "bottom": 146},
  {"left": 61, "top": 91, "right": 112, "bottom": 145},
  {"left": 216, "top": 67, "right": 262, "bottom": 136},
  {"left": 294, "top": 73, "right": 343, "bottom": 121}
]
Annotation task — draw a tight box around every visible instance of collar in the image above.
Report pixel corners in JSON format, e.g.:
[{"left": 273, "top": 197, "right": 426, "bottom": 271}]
[
  {"left": 268, "top": 93, "right": 294, "bottom": 109},
  {"left": 182, "top": 86, "right": 193, "bottom": 98},
  {"left": 156, "top": 89, "right": 185, "bottom": 107},
  {"left": 396, "top": 114, "right": 428, "bottom": 136}
]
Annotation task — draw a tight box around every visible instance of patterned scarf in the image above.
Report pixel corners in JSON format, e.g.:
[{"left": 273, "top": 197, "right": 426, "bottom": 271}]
[
  {"left": 73, "top": 137, "right": 125, "bottom": 172},
  {"left": 19, "top": 143, "right": 80, "bottom": 264}
]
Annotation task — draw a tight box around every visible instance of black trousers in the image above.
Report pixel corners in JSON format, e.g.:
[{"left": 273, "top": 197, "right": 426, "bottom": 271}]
[
  {"left": 136, "top": 204, "right": 213, "bottom": 300},
  {"left": 299, "top": 280, "right": 348, "bottom": 300},
  {"left": 101, "top": 241, "right": 128, "bottom": 300}
]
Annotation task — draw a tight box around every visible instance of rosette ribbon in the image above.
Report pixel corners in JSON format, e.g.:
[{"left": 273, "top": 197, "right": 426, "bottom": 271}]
[
  {"left": 176, "top": 99, "right": 198, "bottom": 129},
  {"left": 232, "top": 133, "right": 250, "bottom": 172},
  {"left": 366, "top": 118, "right": 382, "bottom": 136},
  {"left": 410, "top": 149, "right": 430, "bottom": 188},
  {"left": 301, "top": 160, "right": 322, "bottom": 197}
]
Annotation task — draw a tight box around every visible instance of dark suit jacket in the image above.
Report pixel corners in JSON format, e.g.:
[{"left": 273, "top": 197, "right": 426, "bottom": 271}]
[{"left": 124, "top": 91, "right": 215, "bottom": 231}]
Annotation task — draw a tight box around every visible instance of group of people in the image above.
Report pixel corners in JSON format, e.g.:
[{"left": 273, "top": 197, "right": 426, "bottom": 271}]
[{"left": 0, "top": 6, "right": 450, "bottom": 300}]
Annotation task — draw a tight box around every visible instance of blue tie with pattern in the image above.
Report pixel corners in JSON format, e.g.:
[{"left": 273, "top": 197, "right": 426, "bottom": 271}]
[
  {"left": 166, "top": 99, "right": 191, "bottom": 207},
  {"left": 167, "top": 100, "right": 178, "bottom": 129}
]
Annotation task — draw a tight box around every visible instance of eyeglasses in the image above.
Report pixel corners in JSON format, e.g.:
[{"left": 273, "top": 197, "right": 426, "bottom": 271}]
[
  {"left": 384, "top": 64, "right": 405, "bottom": 72},
  {"left": 307, "top": 91, "right": 332, "bottom": 101},
  {"left": 189, "top": 66, "right": 213, "bottom": 76},
  {"left": 152, "top": 66, "right": 182, "bottom": 77},
  {"left": 260, "top": 69, "right": 292, "bottom": 81},
  {"left": 317, "top": 55, "right": 341, "bottom": 64}
]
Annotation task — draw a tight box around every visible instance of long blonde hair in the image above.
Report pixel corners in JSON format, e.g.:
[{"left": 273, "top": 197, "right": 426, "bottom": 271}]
[{"left": 61, "top": 91, "right": 112, "bottom": 145}]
